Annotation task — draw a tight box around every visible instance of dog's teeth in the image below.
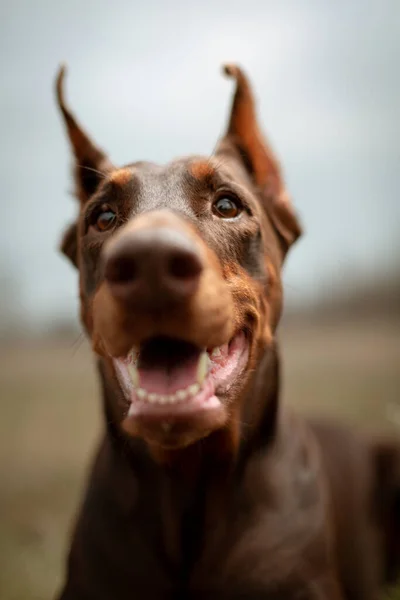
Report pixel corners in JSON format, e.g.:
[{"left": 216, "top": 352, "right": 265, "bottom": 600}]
[
  {"left": 211, "top": 347, "right": 221, "bottom": 358},
  {"left": 188, "top": 383, "right": 200, "bottom": 397},
  {"left": 134, "top": 385, "right": 201, "bottom": 405},
  {"left": 176, "top": 389, "right": 187, "bottom": 401},
  {"left": 136, "top": 387, "right": 147, "bottom": 400},
  {"left": 196, "top": 351, "right": 208, "bottom": 384},
  {"left": 128, "top": 364, "right": 140, "bottom": 387},
  {"left": 129, "top": 348, "right": 139, "bottom": 364}
]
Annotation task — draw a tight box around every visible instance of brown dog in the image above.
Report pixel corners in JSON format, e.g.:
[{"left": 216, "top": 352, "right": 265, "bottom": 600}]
[{"left": 55, "top": 64, "right": 399, "bottom": 599}]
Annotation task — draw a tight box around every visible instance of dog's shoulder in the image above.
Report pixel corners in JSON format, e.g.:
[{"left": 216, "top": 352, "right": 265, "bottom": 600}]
[{"left": 308, "top": 417, "right": 400, "bottom": 591}]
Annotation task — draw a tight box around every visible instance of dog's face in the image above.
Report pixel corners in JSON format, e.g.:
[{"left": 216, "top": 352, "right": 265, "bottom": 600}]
[{"left": 57, "top": 65, "right": 301, "bottom": 454}]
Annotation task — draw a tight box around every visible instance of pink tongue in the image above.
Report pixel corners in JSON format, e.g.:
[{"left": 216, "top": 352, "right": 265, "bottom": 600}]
[{"left": 138, "top": 354, "right": 200, "bottom": 394}]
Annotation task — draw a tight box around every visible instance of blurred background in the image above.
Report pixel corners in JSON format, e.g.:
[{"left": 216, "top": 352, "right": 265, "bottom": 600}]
[{"left": 1, "top": 1, "right": 399, "bottom": 598}]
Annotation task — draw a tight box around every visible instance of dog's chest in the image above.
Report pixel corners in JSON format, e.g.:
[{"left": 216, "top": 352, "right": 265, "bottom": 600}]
[
  {"left": 156, "top": 487, "right": 330, "bottom": 599},
  {"left": 63, "top": 438, "right": 335, "bottom": 599}
]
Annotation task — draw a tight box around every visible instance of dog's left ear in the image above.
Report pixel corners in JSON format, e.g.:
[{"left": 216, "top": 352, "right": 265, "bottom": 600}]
[
  {"left": 56, "top": 65, "right": 115, "bottom": 268},
  {"left": 216, "top": 65, "right": 301, "bottom": 256},
  {"left": 55, "top": 64, "right": 114, "bottom": 204}
]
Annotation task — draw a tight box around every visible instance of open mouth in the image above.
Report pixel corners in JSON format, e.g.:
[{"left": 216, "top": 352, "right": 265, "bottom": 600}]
[{"left": 113, "top": 330, "right": 249, "bottom": 421}]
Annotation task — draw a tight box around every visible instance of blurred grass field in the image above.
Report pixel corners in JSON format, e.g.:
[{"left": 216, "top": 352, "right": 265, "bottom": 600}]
[{"left": 0, "top": 315, "right": 399, "bottom": 599}]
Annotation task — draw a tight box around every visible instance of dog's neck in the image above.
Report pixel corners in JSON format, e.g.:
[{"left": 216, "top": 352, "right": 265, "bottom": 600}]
[{"left": 92, "top": 344, "right": 281, "bottom": 571}]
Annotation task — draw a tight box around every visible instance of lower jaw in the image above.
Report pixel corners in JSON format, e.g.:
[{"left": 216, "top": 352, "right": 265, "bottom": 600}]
[
  {"left": 121, "top": 373, "right": 232, "bottom": 443},
  {"left": 126, "top": 377, "right": 220, "bottom": 418},
  {"left": 122, "top": 398, "right": 229, "bottom": 448},
  {"left": 120, "top": 376, "right": 230, "bottom": 447},
  {"left": 114, "top": 331, "right": 249, "bottom": 441}
]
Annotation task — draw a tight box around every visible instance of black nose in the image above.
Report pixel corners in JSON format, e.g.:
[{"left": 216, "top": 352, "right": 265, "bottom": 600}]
[{"left": 104, "top": 227, "right": 203, "bottom": 308}]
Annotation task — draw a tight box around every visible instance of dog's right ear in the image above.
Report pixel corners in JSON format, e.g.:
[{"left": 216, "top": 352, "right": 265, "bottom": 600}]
[
  {"left": 216, "top": 65, "right": 301, "bottom": 258},
  {"left": 55, "top": 65, "right": 114, "bottom": 204}
]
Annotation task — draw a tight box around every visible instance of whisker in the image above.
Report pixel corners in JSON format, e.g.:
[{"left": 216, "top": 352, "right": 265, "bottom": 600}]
[
  {"left": 203, "top": 137, "right": 229, "bottom": 173},
  {"left": 70, "top": 332, "right": 85, "bottom": 357},
  {"left": 76, "top": 164, "right": 108, "bottom": 179},
  {"left": 210, "top": 135, "right": 224, "bottom": 157},
  {"left": 209, "top": 155, "right": 229, "bottom": 172}
]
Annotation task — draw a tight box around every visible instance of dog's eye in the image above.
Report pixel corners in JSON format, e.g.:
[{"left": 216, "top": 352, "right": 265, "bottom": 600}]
[
  {"left": 212, "top": 196, "right": 241, "bottom": 219},
  {"left": 95, "top": 209, "right": 116, "bottom": 232}
]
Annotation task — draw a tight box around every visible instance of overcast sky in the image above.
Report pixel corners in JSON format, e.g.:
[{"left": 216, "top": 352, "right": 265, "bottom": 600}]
[{"left": 1, "top": 0, "right": 399, "bottom": 327}]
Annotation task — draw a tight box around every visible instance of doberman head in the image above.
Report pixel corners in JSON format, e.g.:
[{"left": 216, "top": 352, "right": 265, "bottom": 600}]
[{"left": 57, "top": 64, "right": 301, "bottom": 462}]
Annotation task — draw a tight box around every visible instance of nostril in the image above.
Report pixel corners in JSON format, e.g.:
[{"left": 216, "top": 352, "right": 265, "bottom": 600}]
[
  {"left": 168, "top": 250, "right": 203, "bottom": 280},
  {"left": 105, "top": 255, "right": 137, "bottom": 284},
  {"left": 103, "top": 227, "right": 203, "bottom": 304}
]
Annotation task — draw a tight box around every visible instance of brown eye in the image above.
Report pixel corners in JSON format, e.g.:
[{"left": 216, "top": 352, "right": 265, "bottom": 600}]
[
  {"left": 95, "top": 209, "right": 116, "bottom": 232},
  {"left": 212, "top": 196, "right": 241, "bottom": 219}
]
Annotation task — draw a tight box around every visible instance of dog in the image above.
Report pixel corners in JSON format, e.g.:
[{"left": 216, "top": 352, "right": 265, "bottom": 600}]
[{"left": 55, "top": 64, "right": 400, "bottom": 599}]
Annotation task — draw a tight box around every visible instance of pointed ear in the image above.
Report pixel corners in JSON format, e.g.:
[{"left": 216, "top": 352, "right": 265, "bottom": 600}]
[
  {"left": 60, "top": 221, "right": 78, "bottom": 268},
  {"left": 55, "top": 65, "right": 114, "bottom": 203},
  {"left": 216, "top": 65, "right": 301, "bottom": 256}
]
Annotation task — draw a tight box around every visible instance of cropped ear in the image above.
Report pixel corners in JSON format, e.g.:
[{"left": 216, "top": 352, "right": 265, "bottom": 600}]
[
  {"left": 55, "top": 65, "right": 114, "bottom": 203},
  {"left": 60, "top": 221, "right": 78, "bottom": 268},
  {"left": 216, "top": 65, "right": 301, "bottom": 256}
]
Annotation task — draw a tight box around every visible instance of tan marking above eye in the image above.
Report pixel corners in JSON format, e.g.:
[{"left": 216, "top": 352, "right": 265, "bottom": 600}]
[
  {"left": 109, "top": 168, "right": 133, "bottom": 187},
  {"left": 189, "top": 160, "right": 216, "bottom": 181}
]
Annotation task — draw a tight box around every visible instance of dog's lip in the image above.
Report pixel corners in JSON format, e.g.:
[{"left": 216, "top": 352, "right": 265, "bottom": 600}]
[
  {"left": 127, "top": 377, "right": 221, "bottom": 420},
  {"left": 112, "top": 330, "right": 249, "bottom": 422}
]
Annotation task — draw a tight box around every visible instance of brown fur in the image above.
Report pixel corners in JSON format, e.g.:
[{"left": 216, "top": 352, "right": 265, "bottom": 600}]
[
  {"left": 55, "top": 64, "right": 399, "bottom": 599},
  {"left": 189, "top": 159, "right": 216, "bottom": 181}
]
